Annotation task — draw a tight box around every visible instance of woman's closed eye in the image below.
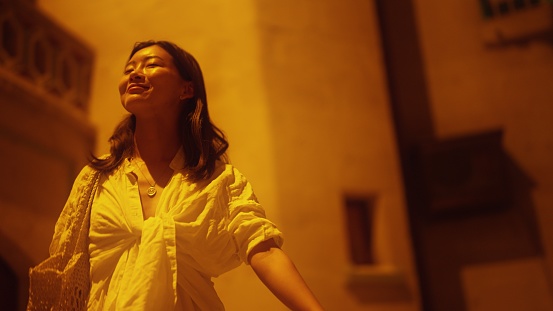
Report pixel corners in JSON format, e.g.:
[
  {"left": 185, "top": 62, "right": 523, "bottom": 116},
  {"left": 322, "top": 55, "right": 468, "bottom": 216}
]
[{"left": 146, "top": 63, "right": 161, "bottom": 68}]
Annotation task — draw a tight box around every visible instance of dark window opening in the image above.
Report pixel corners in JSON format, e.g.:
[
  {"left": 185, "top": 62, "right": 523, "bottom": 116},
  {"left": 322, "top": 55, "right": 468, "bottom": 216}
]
[{"left": 344, "top": 195, "right": 376, "bottom": 265}]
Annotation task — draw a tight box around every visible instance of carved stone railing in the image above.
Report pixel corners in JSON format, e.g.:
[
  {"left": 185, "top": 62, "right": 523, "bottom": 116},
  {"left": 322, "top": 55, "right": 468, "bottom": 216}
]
[{"left": 0, "top": 0, "right": 94, "bottom": 112}]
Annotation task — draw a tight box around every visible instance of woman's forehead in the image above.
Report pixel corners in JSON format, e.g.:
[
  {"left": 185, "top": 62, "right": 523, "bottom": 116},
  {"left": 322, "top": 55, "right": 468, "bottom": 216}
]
[{"left": 128, "top": 45, "right": 173, "bottom": 64}]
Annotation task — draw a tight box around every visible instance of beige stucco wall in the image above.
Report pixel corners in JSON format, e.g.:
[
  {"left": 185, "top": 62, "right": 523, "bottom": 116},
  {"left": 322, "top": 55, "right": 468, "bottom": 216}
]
[{"left": 36, "top": 1, "right": 420, "bottom": 310}]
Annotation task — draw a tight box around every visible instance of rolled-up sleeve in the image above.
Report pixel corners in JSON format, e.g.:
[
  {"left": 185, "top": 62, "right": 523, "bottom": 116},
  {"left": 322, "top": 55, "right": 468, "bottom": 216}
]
[{"left": 226, "top": 167, "right": 284, "bottom": 264}]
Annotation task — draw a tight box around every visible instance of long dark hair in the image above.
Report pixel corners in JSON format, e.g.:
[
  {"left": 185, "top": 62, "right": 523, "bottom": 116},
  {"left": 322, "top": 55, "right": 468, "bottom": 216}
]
[{"left": 90, "top": 40, "right": 229, "bottom": 181}]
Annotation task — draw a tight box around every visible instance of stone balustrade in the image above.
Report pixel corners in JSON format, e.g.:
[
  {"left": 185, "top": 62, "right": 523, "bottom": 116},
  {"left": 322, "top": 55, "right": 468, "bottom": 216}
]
[{"left": 0, "top": 0, "right": 94, "bottom": 112}]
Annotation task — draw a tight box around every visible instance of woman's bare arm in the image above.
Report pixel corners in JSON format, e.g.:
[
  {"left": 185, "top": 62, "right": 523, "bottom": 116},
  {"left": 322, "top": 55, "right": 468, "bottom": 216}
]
[{"left": 249, "top": 239, "right": 324, "bottom": 311}]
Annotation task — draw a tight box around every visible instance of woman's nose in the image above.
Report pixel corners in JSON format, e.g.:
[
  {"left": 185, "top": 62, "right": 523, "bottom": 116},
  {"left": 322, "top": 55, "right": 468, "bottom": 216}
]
[{"left": 130, "top": 71, "right": 144, "bottom": 81}]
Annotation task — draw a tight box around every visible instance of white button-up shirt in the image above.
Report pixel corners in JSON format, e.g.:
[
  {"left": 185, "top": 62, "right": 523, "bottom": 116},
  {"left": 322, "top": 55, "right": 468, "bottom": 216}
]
[{"left": 73, "top": 149, "right": 283, "bottom": 310}]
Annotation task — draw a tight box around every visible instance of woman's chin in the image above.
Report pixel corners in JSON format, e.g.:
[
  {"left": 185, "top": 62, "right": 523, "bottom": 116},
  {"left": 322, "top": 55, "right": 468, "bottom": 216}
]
[{"left": 122, "top": 98, "right": 148, "bottom": 114}]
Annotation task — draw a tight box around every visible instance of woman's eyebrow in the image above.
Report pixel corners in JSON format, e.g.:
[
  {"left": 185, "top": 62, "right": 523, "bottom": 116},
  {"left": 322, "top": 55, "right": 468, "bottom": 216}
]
[{"left": 125, "top": 55, "right": 164, "bottom": 66}]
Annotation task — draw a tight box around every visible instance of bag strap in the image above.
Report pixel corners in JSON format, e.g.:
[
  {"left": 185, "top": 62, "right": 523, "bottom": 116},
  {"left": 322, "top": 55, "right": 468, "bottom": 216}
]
[
  {"left": 75, "top": 169, "right": 101, "bottom": 255},
  {"left": 60, "top": 168, "right": 101, "bottom": 264}
]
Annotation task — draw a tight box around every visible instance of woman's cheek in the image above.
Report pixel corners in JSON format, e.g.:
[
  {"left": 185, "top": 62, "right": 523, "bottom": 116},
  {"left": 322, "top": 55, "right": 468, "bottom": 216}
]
[{"left": 118, "top": 79, "right": 128, "bottom": 96}]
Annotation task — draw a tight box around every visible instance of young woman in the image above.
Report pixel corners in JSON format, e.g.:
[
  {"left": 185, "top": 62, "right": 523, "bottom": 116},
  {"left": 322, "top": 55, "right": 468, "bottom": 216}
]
[{"left": 45, "top": 40, "right": 323, "bottom": 310}]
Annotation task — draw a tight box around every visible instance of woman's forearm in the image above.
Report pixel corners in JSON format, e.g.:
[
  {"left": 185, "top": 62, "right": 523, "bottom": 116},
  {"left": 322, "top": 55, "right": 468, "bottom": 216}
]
[{"left": 249, "top": 240, "right": 324, "bottom": 311}]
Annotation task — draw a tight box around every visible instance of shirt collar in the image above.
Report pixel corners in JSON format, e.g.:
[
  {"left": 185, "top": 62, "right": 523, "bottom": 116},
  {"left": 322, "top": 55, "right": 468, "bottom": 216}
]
[
  {"left": 123, "top": 146, "right": 186, "bottom": 174},
  {"left": 169, "top": 146, "right": 186, "bottom": 171}
]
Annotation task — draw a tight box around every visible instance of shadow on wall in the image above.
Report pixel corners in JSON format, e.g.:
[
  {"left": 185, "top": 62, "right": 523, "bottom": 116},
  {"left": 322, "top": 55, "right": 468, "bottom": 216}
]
[{"left": 412, "top": 129, "right": 546, "bottom": 311}]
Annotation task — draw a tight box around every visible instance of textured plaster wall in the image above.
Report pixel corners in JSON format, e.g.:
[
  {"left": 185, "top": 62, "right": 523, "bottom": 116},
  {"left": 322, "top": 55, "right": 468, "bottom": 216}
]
[
  {"left": 255, "top": 1, "right": 419, "bottom": 310},
  {"left": 36, "top": 1, "right": 420, "bottom": 310}
]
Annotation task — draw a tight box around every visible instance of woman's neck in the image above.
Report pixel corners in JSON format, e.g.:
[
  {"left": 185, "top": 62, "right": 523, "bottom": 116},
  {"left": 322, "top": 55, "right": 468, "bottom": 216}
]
[{"left": 133, "top": 116, "right": 181, "bottom": 165}]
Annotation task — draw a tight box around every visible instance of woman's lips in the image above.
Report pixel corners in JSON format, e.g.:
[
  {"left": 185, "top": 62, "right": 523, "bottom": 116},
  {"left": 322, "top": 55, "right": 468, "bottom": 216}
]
[{"left": 127, "top": 84, "right": 148, "bottom": 93}]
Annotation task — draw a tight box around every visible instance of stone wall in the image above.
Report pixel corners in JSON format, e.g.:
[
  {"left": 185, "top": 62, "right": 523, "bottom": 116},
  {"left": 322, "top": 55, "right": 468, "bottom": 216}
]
[{"left": 0, "top": 0, "right": 95, "bottom": 309}]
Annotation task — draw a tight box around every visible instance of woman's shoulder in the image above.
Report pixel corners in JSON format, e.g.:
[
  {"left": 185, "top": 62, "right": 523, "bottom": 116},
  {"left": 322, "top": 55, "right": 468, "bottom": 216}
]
[
  {"left": 198, "top": 162, "right": 248, "bottom": 188},
  {"left": 74, "top": 154, "right": 112, "bottom": 182},
  {"left": 76, "top": 163, "right": 98, "bottom": 179},
  {"left": 214, "top": 162, "right": 247, "bottom": 180}
]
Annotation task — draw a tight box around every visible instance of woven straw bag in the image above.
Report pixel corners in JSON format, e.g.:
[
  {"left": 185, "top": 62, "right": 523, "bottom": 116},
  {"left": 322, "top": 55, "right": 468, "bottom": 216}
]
[{"left": 27, "top": 169, "right": 100, "bottom": 311}]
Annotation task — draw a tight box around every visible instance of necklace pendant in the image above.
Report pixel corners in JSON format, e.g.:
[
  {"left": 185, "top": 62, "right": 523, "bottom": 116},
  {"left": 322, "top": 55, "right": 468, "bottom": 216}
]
[{"left": 147, "top": 186, "right": 157, "bottom": 197}]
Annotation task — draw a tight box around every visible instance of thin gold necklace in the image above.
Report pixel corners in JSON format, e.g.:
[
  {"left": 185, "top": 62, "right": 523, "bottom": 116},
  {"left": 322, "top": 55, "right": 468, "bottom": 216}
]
[{"left": 133, "top": 159, "right": 172, "bottom": 198}]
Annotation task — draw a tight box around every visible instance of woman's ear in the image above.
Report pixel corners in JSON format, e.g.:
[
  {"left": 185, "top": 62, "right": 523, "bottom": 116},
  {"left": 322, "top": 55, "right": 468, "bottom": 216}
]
[{"left": 180, "top": 81, "right": 194, "bottom": 100}]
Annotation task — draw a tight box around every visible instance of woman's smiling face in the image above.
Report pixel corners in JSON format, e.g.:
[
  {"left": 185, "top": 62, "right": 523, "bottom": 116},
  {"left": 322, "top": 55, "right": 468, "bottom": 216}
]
[{"left": 119, "top": 45, "right": 192, "bottom": 118}]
